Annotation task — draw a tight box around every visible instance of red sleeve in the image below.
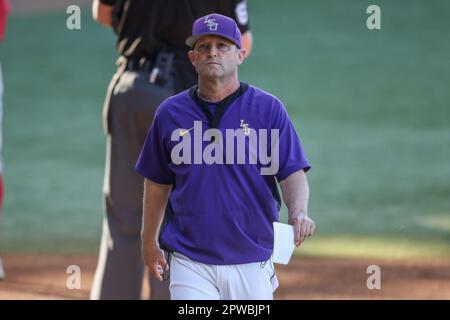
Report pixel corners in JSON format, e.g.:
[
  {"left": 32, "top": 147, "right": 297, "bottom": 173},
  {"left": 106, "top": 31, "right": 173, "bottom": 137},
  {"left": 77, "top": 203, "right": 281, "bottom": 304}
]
[{"left": 0, "top": 0, "right": 10, "bottom": 42}]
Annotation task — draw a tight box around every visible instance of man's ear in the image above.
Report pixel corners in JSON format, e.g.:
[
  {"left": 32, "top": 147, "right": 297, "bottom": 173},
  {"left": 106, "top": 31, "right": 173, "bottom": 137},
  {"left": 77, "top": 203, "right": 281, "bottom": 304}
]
[
  {"left": 237, "top": 48, "right": 247, "bottom": 65},
  {"left": 188, "top": 50, "right": 195, "bottom": 65}
]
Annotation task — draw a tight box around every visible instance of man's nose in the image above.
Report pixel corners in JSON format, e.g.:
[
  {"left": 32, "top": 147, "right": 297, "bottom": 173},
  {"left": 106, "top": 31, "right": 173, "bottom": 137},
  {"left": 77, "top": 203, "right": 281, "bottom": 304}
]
[{"left": 207, "top": 45, "right": 219, "bottom": 57}]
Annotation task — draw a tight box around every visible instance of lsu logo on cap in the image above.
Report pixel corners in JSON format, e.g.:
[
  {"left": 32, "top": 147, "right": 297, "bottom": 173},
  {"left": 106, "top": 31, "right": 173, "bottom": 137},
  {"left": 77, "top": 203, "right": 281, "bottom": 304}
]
[{"left": 204, "top": 17, "right": 218, "bottom": 31}]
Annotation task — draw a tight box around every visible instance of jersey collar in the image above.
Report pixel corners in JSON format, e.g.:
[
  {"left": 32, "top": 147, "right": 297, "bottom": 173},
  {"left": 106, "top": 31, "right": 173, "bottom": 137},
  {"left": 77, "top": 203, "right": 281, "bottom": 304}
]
[{"left": 189, "top": 82, "right": 249, "bottom": 128}]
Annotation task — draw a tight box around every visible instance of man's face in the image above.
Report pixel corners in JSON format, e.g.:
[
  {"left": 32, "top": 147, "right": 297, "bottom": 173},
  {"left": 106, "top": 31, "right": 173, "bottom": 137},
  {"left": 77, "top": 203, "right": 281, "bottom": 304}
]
[{"left": 188, "top": 35, "right": 245, "bottom": 79}]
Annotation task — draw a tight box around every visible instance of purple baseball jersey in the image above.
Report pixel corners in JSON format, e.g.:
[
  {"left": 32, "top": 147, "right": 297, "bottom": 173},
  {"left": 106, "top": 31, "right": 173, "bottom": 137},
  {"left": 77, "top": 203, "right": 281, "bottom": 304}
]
[{"left": 135, "top": 83, "right": 310, "bottom": 265}]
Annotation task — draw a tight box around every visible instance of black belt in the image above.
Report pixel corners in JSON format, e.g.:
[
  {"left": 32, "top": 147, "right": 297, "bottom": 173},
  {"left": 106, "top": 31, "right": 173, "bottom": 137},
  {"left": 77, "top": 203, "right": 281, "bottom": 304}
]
[
  {"left": 120, "top": 50, "right": 174, "bottom": 85},
  {"left": 124, "top": 56, "right": 153, "bottom": 72}
]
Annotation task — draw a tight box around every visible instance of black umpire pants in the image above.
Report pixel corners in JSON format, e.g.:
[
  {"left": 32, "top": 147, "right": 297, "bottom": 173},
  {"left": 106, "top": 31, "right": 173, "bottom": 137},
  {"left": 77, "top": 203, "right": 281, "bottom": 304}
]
[{"left": 90, "top": 60, "right": 174, "bottom": 300}]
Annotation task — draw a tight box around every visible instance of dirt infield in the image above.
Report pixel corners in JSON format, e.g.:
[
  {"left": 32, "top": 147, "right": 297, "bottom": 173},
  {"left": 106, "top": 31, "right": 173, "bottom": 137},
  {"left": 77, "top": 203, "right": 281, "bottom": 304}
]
[{"left": 1, "top": 255, "right": 450, "bottom": 300}]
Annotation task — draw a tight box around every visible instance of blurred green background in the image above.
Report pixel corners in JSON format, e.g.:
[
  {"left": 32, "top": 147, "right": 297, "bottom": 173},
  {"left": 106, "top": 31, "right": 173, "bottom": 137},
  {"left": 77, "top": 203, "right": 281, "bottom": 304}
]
[{"left": 1, "top": 0, "right": 449, "bottom": 258}]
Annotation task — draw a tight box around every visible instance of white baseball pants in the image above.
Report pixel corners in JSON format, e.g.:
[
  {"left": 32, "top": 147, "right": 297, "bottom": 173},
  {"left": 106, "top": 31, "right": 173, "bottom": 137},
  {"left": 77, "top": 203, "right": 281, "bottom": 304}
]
[{"left": 169, "top": 252, "right": 279, "bottom": 300}]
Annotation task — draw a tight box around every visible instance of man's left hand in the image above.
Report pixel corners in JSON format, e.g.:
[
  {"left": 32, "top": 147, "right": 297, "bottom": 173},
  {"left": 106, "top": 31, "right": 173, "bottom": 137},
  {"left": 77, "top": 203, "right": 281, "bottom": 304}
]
[{"left": 289, "top": 212, "right": 315, "bottom": 247}]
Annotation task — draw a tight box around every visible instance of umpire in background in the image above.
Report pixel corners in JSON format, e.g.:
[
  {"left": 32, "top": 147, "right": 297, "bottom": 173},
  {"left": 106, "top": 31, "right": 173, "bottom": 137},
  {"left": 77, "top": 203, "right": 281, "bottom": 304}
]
[{"left": 90, "top": 0, "right": 253, "bottom": 300}]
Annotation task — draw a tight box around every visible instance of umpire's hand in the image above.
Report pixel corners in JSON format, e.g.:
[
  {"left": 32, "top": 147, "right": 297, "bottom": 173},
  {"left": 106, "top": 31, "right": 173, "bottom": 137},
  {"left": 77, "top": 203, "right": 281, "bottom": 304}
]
[
  {"left": 142, "top": 243, "right": 168, "bottom": 281},
  {"left": 289, "top": 212, "right": 316, "bottom": 247}
]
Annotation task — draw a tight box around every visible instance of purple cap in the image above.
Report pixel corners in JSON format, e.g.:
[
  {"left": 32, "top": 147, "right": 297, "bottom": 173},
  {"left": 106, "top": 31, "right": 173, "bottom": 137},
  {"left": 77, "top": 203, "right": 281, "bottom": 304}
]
[{"left": 186, "top": 13, "right": 242, "bottom": 49}]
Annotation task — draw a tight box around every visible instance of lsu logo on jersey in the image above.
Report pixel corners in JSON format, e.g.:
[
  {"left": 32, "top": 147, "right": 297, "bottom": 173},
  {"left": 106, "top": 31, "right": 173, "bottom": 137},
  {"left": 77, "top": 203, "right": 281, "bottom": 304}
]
[{"left": 240, "top": 119, "right": 251, "bottom": 135}]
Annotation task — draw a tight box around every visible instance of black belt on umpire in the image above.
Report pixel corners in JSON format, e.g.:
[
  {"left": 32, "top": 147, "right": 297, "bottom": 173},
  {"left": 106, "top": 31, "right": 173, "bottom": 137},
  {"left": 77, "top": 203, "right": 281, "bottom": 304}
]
[
  {"left": 124, "top": 56, "right": 154, "bottom": 73},
  {"left": 118, "top": 52, "right": 174, "bottom": 85}
]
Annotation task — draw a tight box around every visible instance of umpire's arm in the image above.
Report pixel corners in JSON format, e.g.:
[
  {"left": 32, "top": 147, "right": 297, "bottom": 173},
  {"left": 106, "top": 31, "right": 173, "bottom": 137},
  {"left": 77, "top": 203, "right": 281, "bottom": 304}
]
[
  {"left": 279, "top": 169, "right": 315, "bottom": 247},
  {"left": 92, "top": 0, "right": 113, "bottom": 27},
  {"left": 141, "top": 179, "right": 173, "bottom": 281}
]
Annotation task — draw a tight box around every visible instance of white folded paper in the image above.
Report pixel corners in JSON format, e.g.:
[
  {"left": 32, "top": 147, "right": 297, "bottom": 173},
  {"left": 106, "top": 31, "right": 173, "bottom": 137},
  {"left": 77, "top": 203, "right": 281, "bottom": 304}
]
[{"left": 272, "top": 222, "right": 296, "bottom": 264}]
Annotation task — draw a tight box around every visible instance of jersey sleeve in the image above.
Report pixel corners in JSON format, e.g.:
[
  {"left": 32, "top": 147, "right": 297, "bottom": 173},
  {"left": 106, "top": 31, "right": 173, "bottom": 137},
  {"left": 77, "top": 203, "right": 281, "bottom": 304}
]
[
  {"left": 0, "top": 0, "right": 10, "bottom": 42},
  {"left": 271, "top": 99, "right": 311, "bottom": 182},
  {"left": 232, "top": 0, "right": 250, "bottom": 33},
  {"left": 135, "top": 109, "right": 175, "bottom": 185}
]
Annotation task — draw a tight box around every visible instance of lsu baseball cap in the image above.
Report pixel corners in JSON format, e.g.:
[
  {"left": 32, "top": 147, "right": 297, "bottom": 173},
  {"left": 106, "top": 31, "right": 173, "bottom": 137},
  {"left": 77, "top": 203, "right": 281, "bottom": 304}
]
[{"left": 186, "top": 13, "right": 242, "bottom": 49}]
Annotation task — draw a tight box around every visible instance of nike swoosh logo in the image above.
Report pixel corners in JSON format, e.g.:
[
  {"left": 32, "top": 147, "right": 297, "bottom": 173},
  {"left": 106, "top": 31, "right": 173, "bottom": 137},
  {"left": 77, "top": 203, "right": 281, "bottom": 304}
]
[{"left": 179, "top": 127, "right": 194, "bottom": 137}]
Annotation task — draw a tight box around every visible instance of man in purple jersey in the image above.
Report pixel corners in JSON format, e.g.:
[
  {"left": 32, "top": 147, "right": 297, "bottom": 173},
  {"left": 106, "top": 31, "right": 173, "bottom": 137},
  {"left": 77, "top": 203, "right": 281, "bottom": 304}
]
[{"left": 136, "top": 13, "right": 315, "bottom": 299}]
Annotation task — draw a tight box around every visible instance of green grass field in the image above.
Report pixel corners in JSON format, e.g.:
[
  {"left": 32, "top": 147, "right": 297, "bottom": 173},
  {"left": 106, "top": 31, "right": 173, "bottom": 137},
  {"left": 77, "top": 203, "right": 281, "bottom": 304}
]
[{"left": 1, "top": 0, "right": 449, "bottom": 258}]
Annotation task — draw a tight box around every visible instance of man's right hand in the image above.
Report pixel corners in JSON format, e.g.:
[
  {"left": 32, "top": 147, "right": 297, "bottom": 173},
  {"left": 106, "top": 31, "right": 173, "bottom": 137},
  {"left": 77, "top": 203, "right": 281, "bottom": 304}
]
[
  {"left": 141, "top": 179, "right": 172, "bottom": 281},
  {"left": 142, "top": 242, "right": 168, "bottom": 281}
]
